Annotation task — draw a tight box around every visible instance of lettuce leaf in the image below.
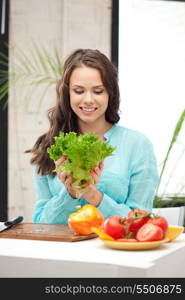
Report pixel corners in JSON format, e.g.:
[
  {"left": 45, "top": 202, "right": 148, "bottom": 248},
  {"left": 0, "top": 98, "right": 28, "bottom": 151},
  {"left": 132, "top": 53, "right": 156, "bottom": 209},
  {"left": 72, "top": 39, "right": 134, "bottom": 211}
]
[{"left": 47, "top": 132, "right": 116, "bottom": 197}]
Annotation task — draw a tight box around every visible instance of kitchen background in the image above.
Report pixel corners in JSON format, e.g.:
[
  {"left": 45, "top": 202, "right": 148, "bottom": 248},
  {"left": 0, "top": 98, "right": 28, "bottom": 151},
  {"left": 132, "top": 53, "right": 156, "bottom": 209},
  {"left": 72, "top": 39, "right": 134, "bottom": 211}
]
[
  {"left": 5, "top": 0, "right": 112, "bottom": 221},
  {"left": 0, "top": 0, "right": 184, "bottom": 222}
]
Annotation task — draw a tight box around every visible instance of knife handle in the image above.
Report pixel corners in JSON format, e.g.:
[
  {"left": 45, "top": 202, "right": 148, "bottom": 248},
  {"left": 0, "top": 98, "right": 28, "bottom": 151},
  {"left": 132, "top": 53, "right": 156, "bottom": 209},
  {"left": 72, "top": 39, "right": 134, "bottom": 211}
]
[{"left": 4, "top": 216, "right": 24, "bottom": 227}]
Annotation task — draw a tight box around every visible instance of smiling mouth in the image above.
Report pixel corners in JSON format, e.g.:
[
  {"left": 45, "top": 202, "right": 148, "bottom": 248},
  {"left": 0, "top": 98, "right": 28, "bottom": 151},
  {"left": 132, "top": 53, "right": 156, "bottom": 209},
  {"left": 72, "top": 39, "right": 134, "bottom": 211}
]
[{"left": 80, "top": 107, "right": 97, "bottom": 112}]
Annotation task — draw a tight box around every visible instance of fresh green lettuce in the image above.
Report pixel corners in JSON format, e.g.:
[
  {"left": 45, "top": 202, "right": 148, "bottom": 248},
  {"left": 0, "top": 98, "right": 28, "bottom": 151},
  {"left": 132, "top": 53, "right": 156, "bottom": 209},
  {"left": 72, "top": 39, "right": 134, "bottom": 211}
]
[{"left": 47, "top": 132, "right": 116, "bottom": 197}]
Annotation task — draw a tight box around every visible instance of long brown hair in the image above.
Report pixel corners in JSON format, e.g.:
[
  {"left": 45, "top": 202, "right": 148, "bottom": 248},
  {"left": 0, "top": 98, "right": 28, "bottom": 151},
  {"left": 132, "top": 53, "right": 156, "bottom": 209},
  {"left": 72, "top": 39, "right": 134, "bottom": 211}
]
[{"left": 26, "top": 49, "right": 120, "bottom": 175}]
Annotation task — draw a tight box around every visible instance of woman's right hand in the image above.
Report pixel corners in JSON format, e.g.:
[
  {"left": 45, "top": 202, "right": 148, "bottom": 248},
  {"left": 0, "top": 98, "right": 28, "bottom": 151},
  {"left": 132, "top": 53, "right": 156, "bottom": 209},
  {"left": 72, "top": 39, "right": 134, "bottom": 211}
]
[{"left": 55, "top": 156, "right": 77, "bottom": 198}]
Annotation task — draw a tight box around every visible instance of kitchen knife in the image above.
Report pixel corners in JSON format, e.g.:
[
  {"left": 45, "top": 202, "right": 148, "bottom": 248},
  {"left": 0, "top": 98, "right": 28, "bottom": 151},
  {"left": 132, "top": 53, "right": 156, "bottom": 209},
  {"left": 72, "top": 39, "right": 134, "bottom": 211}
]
[{"left": 0, "top": 216, "right": 24, "bottom": 232}]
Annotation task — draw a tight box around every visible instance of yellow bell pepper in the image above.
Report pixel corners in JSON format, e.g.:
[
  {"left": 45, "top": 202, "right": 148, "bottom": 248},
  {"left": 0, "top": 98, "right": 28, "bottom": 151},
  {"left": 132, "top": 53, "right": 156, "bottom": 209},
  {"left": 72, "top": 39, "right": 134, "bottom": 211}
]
[{"left": 68, "top": 204, "right": 104, "bottom": 235}]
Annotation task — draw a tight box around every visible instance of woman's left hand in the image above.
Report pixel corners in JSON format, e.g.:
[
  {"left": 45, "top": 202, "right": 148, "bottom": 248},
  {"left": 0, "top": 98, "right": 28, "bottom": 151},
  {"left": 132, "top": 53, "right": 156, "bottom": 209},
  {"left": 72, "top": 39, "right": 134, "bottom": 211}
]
[{"left": 82, "top": 161, "right": 104, "bottom": 206}]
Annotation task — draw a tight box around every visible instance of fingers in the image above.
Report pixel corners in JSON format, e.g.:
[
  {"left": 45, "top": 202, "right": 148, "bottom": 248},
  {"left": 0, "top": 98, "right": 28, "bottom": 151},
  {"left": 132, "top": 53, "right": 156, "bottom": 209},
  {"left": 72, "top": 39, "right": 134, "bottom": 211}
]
[
  {"left": 65, "top": 176, "right": 72, "bottom": 188},
  {"left": 55, "top": 155, "right": 67, "bottom": 168},
  {"left": 90, "top": 161, "right": 104, "bottom": 184},
  {"left": 57, "top": 171, "right": 76, "bottom": 198},
  {"left": 58, "top": 171, "right": 68, "bottom": 184},
  {"left": 54, "top": 156, "right": 76, "bottom": 198},
  {"left": 65, "top": 176, "right": 77, "bottom": 198},
  {"left": 90, "top": 168, "right": 100, "bottom": 184},
  {"left": 99, "top": 161, "right": 104, "bottom": 171}
]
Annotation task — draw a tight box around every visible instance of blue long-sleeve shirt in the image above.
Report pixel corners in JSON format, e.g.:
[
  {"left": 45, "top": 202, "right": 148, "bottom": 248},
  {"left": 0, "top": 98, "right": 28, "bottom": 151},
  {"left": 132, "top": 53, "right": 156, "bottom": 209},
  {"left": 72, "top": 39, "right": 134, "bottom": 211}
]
[{"left": 32, "top": 124, "right": 159, "bottom": 224}]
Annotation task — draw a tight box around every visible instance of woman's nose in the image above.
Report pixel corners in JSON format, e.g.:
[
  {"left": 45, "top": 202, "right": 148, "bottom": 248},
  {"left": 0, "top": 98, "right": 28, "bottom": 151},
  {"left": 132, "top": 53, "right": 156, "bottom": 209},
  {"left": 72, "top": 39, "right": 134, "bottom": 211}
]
[{"left": 83, "top": 91, "right": 94, "bottom": 103}]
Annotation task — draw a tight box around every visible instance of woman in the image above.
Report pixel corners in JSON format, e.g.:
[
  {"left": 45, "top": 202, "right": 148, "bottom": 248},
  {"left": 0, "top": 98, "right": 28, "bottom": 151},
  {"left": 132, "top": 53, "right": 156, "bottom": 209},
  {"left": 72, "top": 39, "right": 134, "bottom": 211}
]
[{"left": 27, "top": 49, "right": 159, "bottom": 224}]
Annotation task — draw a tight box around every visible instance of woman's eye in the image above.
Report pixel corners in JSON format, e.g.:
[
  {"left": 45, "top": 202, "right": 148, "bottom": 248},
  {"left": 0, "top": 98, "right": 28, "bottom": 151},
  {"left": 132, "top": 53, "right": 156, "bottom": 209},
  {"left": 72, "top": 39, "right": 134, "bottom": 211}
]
[
  {"left": 74, "top": 90, "right": 84, "bottom": 94},
  {"left": 94, "top": 90, "right": 104, "bottom": 95},
  {"left": 72, "top": 89, "right": 104, "bottom": 95}
]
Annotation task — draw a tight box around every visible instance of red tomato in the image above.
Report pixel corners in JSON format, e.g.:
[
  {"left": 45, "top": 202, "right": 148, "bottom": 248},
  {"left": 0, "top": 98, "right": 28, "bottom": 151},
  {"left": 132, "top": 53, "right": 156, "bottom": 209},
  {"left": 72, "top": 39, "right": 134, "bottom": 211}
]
[
  {"left": 147, "top": 216, "right": 168, "bottom": 237},
  {"left": 127, "top": 209, "right": 150, "bottom": 234},
  {"left": 104, "top": 216, "right": 126, "bottom": 239},
  {"left": 116, "top": 238, "right": 138, "bottom": 243},
  {"left": 136, "top": 223, "right": 164, "bottom": 242}
]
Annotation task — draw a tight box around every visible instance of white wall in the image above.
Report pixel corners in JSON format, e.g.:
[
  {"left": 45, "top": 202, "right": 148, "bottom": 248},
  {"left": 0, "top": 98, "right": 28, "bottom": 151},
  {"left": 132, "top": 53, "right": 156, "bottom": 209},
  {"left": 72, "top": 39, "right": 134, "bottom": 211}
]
[{"left": 119, "top": 0, "right": 185, "bottom": 196}]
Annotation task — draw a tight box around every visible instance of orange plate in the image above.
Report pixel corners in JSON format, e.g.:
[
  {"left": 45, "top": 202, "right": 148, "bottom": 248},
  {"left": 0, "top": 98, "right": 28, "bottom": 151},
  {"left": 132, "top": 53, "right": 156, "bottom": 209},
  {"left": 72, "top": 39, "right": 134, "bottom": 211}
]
[{"left": 101, "top": 239, "right": 168, "bottom": 250}]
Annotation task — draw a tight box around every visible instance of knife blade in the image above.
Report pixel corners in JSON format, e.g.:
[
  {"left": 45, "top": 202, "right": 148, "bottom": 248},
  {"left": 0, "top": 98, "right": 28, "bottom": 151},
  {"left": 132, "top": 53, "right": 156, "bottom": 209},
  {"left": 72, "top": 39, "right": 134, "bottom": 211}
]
[{"left": 0, "top": 216, "right": 24, "bottom": 232}]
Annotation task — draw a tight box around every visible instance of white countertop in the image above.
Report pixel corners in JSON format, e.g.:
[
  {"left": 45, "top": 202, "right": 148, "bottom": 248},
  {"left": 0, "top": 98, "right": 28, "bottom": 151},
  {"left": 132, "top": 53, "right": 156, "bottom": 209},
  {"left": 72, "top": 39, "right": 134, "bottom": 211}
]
[{"left": 0, "top": 234, "right": 185, "bottom": 278}]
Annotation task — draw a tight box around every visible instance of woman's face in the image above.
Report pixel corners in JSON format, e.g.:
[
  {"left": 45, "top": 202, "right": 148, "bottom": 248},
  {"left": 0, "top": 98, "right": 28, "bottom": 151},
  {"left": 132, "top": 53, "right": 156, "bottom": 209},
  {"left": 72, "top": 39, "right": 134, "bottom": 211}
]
[{"left": 69, "top": 65, "right": 109, "bottom": 126}]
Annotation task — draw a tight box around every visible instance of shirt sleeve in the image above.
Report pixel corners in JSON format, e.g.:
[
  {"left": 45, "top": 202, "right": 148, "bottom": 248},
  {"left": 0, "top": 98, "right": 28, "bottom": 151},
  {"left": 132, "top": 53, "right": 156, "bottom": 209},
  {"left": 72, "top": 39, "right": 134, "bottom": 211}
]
[
  {"left": 97, "top": 135, "right": 159, "bottom": 218},
  {"left": 97, "top": 193, "right": 131, "bottom": 218},
  {"left": 32, "top": 167, "right": 80, "bottom": 224}
]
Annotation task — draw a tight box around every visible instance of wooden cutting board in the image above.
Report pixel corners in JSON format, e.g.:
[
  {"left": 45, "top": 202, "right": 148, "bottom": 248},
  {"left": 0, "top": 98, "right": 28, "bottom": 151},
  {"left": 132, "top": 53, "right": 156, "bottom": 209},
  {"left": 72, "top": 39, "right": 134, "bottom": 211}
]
[{"left": 0, "top": 223, "right": 98, "bottom": 242}]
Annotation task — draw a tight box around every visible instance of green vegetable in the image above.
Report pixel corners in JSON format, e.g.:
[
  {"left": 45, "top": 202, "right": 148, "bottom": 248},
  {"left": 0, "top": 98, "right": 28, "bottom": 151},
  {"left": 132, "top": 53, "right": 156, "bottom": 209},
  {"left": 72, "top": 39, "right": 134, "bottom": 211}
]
[{"left": 47, "top": 132, "right": 116, "bottom": 197}]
